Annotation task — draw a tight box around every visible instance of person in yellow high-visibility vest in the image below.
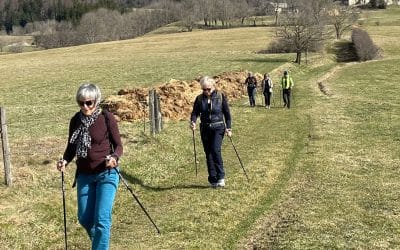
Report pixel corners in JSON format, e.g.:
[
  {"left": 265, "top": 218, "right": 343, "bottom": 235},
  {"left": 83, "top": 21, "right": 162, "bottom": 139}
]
[{"left": 281, "top": 70, "right": 294, "bottom": 109}]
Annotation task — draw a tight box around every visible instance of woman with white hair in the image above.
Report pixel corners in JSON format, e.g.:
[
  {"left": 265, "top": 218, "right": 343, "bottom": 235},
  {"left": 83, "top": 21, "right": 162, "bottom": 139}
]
[
  {"left": 190, "top": 76, "right": 232, "bottom": 188},
  {"left": 262, "top": 73, "right": 273, "bottom": 109},
  {"left": 57, "top": 83, "right": 123, "bottom": 249}
]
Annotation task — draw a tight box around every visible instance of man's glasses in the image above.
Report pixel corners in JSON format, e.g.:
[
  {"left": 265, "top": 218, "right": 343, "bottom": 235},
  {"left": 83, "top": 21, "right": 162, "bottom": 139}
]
[
  {"left": 78, "top": 100, "right": 95, "bottom": 107},
  {"left": 202, "top": 88, "right": 211, "bottom": 92}
]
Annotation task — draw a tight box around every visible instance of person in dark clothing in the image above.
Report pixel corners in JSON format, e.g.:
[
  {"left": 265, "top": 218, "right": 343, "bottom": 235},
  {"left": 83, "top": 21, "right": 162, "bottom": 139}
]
[
  {"left": 281, "top": 70, "right": 294, "bottom": 109},
  {"left": 262, "top": 73, "right": 273, "bottom": 109},
  {"left": 56, "top": 83, "right": 123, "bottom": 250},
  {"left": 244, "top": 72, "right": 257, "bottom": 107},
  {"left": 190, "top": 76, "right": 232, "bottom": 188}
]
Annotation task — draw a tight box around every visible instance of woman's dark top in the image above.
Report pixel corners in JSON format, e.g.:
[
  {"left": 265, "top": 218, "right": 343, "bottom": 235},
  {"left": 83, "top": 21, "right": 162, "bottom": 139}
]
[{"left": 190, "top": 91, "right": 232, "bottom": 129}]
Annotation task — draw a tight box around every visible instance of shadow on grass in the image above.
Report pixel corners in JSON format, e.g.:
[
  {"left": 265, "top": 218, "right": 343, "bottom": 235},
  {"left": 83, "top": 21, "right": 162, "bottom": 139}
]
[
  {"left": 230, "top": 99, "right": 282, "bottom": 109},
  {"left": 119, "top": 169, "right": 210, "bottom": 191},
  {"left": 230, "top": 57, "right": 289, "bottom": 63}
]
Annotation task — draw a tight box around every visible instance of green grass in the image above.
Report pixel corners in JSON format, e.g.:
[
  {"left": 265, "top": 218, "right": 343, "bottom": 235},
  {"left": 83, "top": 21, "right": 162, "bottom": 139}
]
[
  {"left": 1, "top": 6, "right": 400, "bottom": 249},
  {"left": 358, "top": 5, "right": 400, "bottom": 26},
  {"left": 244, "top": 7, "right": 400, "bottom": 247},
  {"left": 269, "top": 58, "right": 400, "bottom": 249},
  {"left": 0, "top": 26, "right": 289, "bottom": 139},
  {"left": 0, "top": 26, "right": 297, "bottom": 249}
]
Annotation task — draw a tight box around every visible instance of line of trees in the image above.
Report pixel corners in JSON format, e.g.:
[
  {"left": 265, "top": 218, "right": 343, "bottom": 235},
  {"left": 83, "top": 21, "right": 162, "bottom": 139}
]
[
  {"left": 4, "top": 0, "right": 277, "bottom": 49},
  {"left": 0, "top": 0, "right": 153, "bottom": 34},
  {"left": 1, "top": 0, "right": 366, "bottom": 64},
  {"left": 34, "top": 7, "right": 176, "bottom": 48},
  {"left": 0, "top": 0, "right": 273, "bottom": 34}
]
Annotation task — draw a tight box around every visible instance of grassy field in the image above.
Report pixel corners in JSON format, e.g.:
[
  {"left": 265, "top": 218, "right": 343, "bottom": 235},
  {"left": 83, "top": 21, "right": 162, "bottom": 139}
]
[
  {"left": 0, "top": 6, "right": 399, "bottom": 249},
  {"left": 243, "top": 6, "right": 400, "bottom": 248}
]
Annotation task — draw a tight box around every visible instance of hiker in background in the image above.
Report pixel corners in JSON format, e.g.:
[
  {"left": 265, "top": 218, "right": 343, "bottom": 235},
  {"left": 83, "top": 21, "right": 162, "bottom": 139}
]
[
  {"left": 56, "top": 83, "right": 123, "bottom": 250},
  {"left": 245, "top": 72, "right": 257, "bottom": 107},
  {"left": 281, "top": 70, "right": 294, "bottom": 109},
  {"left": 190, "top": 76, "right": 232, "bottom": 188},
  {"left": 262, "top": 73, "right": 273, "bottom": 109}
]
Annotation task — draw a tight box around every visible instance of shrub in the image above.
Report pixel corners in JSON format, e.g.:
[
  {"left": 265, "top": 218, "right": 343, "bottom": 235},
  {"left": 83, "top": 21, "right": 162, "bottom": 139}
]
[
  {"left": 351, "top": 28, "right": 380, "bottom": 61},
  {"left": 264, "top": 38, "right": 324, "bottom": 54},
  {"left": 369, "top": 0, "right": 387, "bottom": 9},
  {"left": 9, "top": 44, "right": 24, "bottom": 53}
]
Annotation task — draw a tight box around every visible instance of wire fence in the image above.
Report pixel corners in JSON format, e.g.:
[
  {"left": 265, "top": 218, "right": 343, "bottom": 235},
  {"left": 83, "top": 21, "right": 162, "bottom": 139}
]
[{"left": 0, "top": 90, "right": 162, "bottom": 176}]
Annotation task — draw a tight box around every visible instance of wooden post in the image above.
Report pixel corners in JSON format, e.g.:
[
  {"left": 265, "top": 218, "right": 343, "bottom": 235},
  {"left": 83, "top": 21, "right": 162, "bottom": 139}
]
[
  {"left": 149, "top": 89, "right": 156, "bottom": 136},
  {"left": 0, "top": 107, "right": 12, "bottom": 186},
  {"left": 158, "top": 94, "right": 163, "bottom": 130},
  {"left": 154, "top": 93, "right": 162, "bottom": 133},
  {"left": 141, "top": 100, "right": 147, "bottom": 133}
]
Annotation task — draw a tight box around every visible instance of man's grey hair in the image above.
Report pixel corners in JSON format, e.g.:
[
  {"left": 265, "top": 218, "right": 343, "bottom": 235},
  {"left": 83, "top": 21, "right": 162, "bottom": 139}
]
[{"left": 76, "top": 83, "right": 102, "bottom": 106}]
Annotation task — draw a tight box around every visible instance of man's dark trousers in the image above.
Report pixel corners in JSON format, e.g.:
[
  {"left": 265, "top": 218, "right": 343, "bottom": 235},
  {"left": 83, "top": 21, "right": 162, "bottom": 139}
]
[{"left": 283, "top": 89, "right": 291, "bottom": 108}]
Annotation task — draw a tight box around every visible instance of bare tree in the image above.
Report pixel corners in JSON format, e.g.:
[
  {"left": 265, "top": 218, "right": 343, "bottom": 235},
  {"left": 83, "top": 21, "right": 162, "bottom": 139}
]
[
  {"left": 196, "top": 0, "right": 212, "bottom": 26},
  {"left": 150, "top": 0, "right": 180, "bottom": 24},
  {"left": 231, "top": 0, "right": 250, "bottom": 25},
  {"left": 0, "top": 37, "right": 7, "bottom": 52},
  {"left": 276, "top": 0, "right": 330, "bottom": 64},
  {"left": 214, "top": 0, "right": 229, "bottom": 27},
  {"left": 77, "top": 8, "right": 122, "bottom": 43},
  {"left": 180, "top": 0, "right": 197, "bottom": 31},
  {"left": 101, "top": 9, "right": 123, "bottom": 41},
  {"left": 329, "top": 3, "right": 359, "bottom": 39},
  {"left": 78, "top": 11, "right": 106, "bottom": 43}
]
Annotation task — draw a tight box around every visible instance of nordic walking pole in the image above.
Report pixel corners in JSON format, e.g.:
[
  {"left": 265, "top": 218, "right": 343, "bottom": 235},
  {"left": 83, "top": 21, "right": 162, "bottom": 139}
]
[
  {"left": 272, "top": 91, "right": 275, "bottom": 107},
  {"left": 192, "top": 129, "right": 198, "bottom": 176},
  {"left": 114, "top": 168, "right": 161, "bottom": 234},
  {"left": 228, "top": 136, "right": 250, "bottom": 182},
  {"left": 61, "top": 168, "right": 68, "bottom": 250},
  {"left": 291, "top": 88, "right": 294, "bottom": 106},
  {"left": 261, "top": 92, "right": 264, "bottom": 107}
]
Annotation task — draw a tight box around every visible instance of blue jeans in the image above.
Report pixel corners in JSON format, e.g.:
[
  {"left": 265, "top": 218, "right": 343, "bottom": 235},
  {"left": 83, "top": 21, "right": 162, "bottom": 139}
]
[{"left": 77, "top": 168, "right": 119, "bottom": 250}]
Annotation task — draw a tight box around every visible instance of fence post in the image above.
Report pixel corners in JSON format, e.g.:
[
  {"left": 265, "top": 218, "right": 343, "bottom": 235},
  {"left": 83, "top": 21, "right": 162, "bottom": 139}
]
[
  {"left": 0, "top": 107, "right": 12, "bottom": 186},
  {"left": 149, "top": 90, "right": 163, "bottom": 135},
  {"left": 141, "top": 100, "right": 147, "bottom": 133},
  {"left": 155, "top": 94, "right": 163, "bottom": 133},
  {"left": 149, "top": 89, "right": 156, "bottom": 136}
]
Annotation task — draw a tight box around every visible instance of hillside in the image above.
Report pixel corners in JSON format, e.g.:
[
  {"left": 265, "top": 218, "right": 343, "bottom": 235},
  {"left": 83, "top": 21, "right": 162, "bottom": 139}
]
[{"left": 0, "top": 6, "right": 400, "bottom": 249}]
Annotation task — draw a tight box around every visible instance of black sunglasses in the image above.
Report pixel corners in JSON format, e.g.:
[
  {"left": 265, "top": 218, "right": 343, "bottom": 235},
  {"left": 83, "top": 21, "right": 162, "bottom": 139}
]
[
  {"left": 78, "top": 100, "right": 95, "bottom": 107},
  {"left": 202, "top": 88, "right": 211, "bottom": 91}
]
